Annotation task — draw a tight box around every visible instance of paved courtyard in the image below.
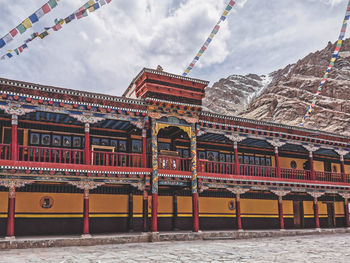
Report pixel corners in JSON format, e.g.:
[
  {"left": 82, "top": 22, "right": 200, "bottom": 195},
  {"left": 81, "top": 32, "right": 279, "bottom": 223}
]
[{"left": 1, "top": 233, "right": 350, "bottom": 262}]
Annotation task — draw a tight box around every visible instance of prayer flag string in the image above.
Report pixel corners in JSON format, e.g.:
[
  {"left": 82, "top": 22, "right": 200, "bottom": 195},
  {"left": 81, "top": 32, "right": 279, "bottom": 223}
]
[
  {"left": 300, "top": 0, "right": 350, "bottom": 126},
  {"left": 182, "top": 0, "right": 236, "bottom": 77},
  {"left": 0, "top": 0, "right": 112, "bottom": 60},
  {"left": 0, "top": 0, "right": 62, "bottom": 50}
]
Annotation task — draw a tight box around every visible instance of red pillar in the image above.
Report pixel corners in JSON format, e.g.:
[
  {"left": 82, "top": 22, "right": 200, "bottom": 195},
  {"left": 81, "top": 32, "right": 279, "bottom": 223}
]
[
  {"left": 275, "top": 147, "right": 281, "bottom": 178},
  {"left": 6, "top": 187, "right": 15, "bottom": 238},
  {"left": 143, "top": 190, "right": 148, "bottom": 232},
  {"left": 83, "top": 189, "right": 90, "bottom": 235},
  {"left": 192, "top": 192, "right": 199, "bottom": 232},
  {"left": 234, "top": 142, "right": 240, "bottom": 175},
  {"left": 151, "top": 193, "right": 158, "bottom": 232},
  {"left": 278, "top": 196, "right": 285, "bottom": 229},
  {"left": 313, "top": 198, "right": 320, "bottom": 229},
  {"left": 142, "top": 129, "right": 147, "bottom": 168},
  {"left": 340, "top": 155, "right": 346, "bottom": 182},
  {"left": 11, "top": 115, "right": 18, "bottom": 161},
  {"left": 84, "top": 123, "right": 90, "bottom": 165},
  {"left": 344, "top": 198, "right": 350, "bottom": 228},
  {"left": 236, "top": 193, "right": 242, "bottom": 230},
  {"left": 310, "top": 152, "right": 315, "bottom": 180}
]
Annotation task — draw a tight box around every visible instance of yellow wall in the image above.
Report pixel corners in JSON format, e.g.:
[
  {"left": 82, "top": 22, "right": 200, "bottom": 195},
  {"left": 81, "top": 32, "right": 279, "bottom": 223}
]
[
  {"left": 345, "top": 165, "right": 350, "bottom": 174},
  {"left": 332, "top": 163, "right": 341, "bottom": 173},
  {"left": 282, "top": 200, "right": 293, "bottom": 217},
  {"left": 335, "top": 201, "right": 345, "bottom": 217},
  {"left": 16, "top": 192, "right": 83, "bottom": 214},
  {"left": 314, "top": 161, "right": 324, "bottom": 172},
  {"left": 303, "top": 201, "right": 314, "bottom": 217},
  {"left": 318, "top": 201, "right": 327, "bottom": 217},
  {"left": 241, "top": 199, "right": 278, "bottom": 217},
  {"left": 90, "top": 194, "right": 128, "bottom": 213},
  {"left": 133, "top": 195, "right": 143, "bottom": 215},
  {"left": 178, "top": 196, "right": 192, "bottom": 216},
  {"left": 0, "top": 192, "right": 7, "bottom": 214},
  {"left": 279, "top": 157, "right": 307, "bottom": 170},
  {"left": 199, "top": 197, "right": 235, "bottom": 217},
  {"left": 158, "top": 196, "right": 173, "bottom": 215}
]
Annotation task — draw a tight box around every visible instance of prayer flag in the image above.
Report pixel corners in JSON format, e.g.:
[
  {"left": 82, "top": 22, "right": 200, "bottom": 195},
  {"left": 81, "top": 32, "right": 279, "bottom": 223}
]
[
  {"left": 39, "top": 31, "right": 49, "bottom": 39},
  {"left": 226, "top": 5, "right": 232, "bottom": 11},
  {"left": 42, "top": 3, "right": 51, "bottom": 14},
  {"left": 0, "top": 39, "right": 5, "bottom": 48},
  {"left": 65, "top": 14, "right": 75, "bottom": 23},
  {"left": 0, "top": 55, "right": 5, "bottom": 60},
  {"left": 52, "top": 23, "right": 62, "bottom": 31},
  {"left": 14, "top": 49, "right": 19, "bottom": 55},
  {"left": 229, "top": 0, "right": 235, "bottom": 6},
  {"left": 48, "top": 0, "right": 58, "bottom": 9},
  {"left": 3, "top": 33, "right": 13, "bottom": 44},
  {"left": 18, "top": 47, "right": 23, "bottom": 53},
  {"left": 10, "top": 28, "right": 18, "bottom": 37},
  {"left": 35, "top": 8, "right": 45, "bottom": 19},
  {"left": 22, "top": 44, "right": 28, "bottom": 49},
  {"left": 100, "top": 0, "right": 107, "bottom": 5},
  {"left": 106, "top": 0, "right": 112, "bottom": 3},
  {"left": 29, "top": 13, "right": 39, "bottom": 23},
  {"left": 6, "top": 53, "right": 12, "bottom": 58},
  {"left": 223, "top": 10, "right": 229, "bottom": 16},
  {"left": 22, "top": 18, "right": 32, "bottom": 29},
  {"left": 220, "top": 15, "right": 226, "bottom": 21}
]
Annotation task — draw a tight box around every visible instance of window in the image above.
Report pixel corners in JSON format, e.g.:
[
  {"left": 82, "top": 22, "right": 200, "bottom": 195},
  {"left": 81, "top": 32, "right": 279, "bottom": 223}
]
[
  {"left": 290, "top": 160, "right": 297, "bottom": 169},
  {"left": 132, "top": 140, "right": 142, "bottom": 153}
]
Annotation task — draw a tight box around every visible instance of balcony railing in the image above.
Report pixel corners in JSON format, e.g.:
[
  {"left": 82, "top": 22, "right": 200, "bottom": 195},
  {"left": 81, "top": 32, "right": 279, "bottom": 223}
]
[
  {"left": 18, "top": 146, "right": 84, "bottom": 164},
  {"left": 240, "top": 164, "right": 277, "bottom": 178},
  {"left": 281, "top": 168, "right": 311, "bottom": 181},
  {"left": 198, "top": 160, "right": 235, "bottom": 175},
  {"left": 315, "top": 171, "right": 343, "bottom": 183},
  {"left": 0, "top": 144, "right": 10, "bottom": 160},
  {"left": 158, "top": 156, "right": 191, "bottom": 171},
  {"left": 92, "top": 151, "right": 142, "bottom": 167}
]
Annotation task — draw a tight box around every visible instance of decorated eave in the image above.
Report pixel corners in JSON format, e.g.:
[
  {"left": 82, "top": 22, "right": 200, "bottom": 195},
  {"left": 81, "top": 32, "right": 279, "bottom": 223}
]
[
  {"left": 0, "top": 77, "right": 148, "bottom": 114},
  {"left": 200, "top": 111, "right": 350, "bottom": 148}
]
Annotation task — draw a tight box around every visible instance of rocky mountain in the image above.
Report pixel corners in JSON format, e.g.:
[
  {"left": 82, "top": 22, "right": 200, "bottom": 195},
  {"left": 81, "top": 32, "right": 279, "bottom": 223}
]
[
  {"left": 202, "top": 74, "right": 271, "bottom": 115},
  {"left": 204, "top": 39, "right": 350, "bottom": 136}
]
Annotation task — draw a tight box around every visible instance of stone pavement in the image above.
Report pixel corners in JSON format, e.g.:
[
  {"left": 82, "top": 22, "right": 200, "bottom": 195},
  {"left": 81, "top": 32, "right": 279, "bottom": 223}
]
[{"left": 1, "top": 233, "right": 350, "bottom": 262}]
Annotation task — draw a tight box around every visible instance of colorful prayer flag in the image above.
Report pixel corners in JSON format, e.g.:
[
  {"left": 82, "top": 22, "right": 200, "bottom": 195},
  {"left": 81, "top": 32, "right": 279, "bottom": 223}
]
[
  {"left": 42, "top": 3, "right": 51, "bottom": 14},
  {"left": 3, "top": 33, "right": 13, "bottom": 44},
  {"left": 29, "top": 13, "right": 39, "bottom": 23},
  {"left": 52, "top": 23, "right": 62, "bottom": 31},
  {"left": 16, "top": 23, "right": 26, "bottom": 34},
  {"left": 35, "top": 8, "right": 45, "bottom": 19},
  {"left": 0, "top": 39, "right": 5, "bottom": 49},
  {"left": 65, "top": 14, "right": 75, "bottom": 23},
  {"left": 10, "top": 28, "right": 18, "bottom": 37},
  {"left": 22, "top": 18, "right": 32, "bottom": 29},
  {"left": 48, "top": 0, "right": 58, "bottom": 9}
]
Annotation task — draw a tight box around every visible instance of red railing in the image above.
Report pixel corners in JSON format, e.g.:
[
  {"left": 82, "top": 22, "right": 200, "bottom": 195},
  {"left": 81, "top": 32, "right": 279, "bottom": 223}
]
[
  {"left": 158, "top": 156, "right": 191, "bottom": 171},
  {"left": 240, "top": 164, "right": 277, "bottom": 178},
  {"left": 315, "top": 171, "right": 343, "bottom": 183},
  {"left": 92, "top": 151, "right": 142, "bottom": 167},
  {"left": 18, "top": 146, "right": 84, "bottom": 164},
  {"left": 281, "top": 168, "right": 311, "bottom": 181},
  {"left": 198, "top": 160, "right": 235, "bottom": 175},
  {"left": 0, "top": 144, "right": 10, "bottom": 160}
]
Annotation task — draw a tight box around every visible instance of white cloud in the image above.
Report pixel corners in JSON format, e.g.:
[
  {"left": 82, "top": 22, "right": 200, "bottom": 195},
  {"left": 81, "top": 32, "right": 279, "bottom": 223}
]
[{"left": 0, "top": 0, "right": 348, "bottom": 96}]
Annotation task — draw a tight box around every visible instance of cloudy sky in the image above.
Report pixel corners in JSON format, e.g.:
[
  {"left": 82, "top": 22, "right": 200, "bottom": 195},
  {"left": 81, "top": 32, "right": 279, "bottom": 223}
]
[{"left": 0, "top": 0, "right": 348, "bottom": 96}]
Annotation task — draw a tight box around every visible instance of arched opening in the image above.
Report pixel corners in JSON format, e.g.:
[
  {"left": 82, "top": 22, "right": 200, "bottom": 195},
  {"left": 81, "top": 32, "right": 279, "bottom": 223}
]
[{"left": 157, "top": 125, "right": 191, "bottom": 171}]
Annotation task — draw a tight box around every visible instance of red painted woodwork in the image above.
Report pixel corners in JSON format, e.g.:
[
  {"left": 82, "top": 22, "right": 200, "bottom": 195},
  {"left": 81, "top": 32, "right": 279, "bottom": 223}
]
[
  {"left": 192, "top": 193, "right": 199, "bottom": 232},
  {"left": 275, "top": 151, "right": 281, "bottom": 178},
  {"left": 345, "top": 200, "right": 350, "bottom": 228},
  {"left": 278, "top": 197, "right": 284, "bottom": 229},
  {"left": 314, "top": 171, "right": 343, "bottom": 182},
  {"left": 143, "top": 190, "right": 148, "bottom": 232},
  {"left": 310, "top": 156, "right": 316, "bottom": 181},
  {"left": 152, "top": 193, "right": 158, "bottom": 232},
  {"left": 281, "top": 168, "right": 311, "bottom": 181},
  {"left": 341, "top": 160, "right": 345, "bottom": 182},
  {"left": 6, "top": 191, "right": 15, "bottom": 237},
  {"left": 18, "top": 146, "right": 84, "bottom": 164},
  {"left": 234, "top": 144, "right": 239, "bottom": 175},
  {"left": 11, "top": 122, "right": 18, "bottom": 161},
  {"left": 0, "top": 144, "right": 10, "bottom": 160},
  {"left": 83, "top": 192, "right": 89, "bottom": 235},
  {"left": 92, "top": 151, "right": 142, "bottom": 167},
  {"left": 84, "top": 126, "right": 90, "bottom": 165},
  {"left": 314, "top": 200, "right": 320, "bottom": 229},
  {"left": 158, "top": 156, "right": 191, "bottom": 171},
  {"left": 236, "top": 195, "right": 242, "bottom": 230},
  {"left": 240, "top": 164, "right": 277, "bottom": 178},
  {"left": 198, "top": 160, "right": 235, "bottom": 175},
  {"left": 142, "top": 131, "right": 147, "bottom": 168}
]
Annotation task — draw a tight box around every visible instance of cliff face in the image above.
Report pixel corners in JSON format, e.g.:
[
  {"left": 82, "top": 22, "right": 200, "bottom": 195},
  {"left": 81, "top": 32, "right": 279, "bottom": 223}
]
[
  {"left": 202, "top": 74, "right": 271, "bottom": 115},
  {"left": 204, "top": 40, "right": 350, "bottom": 136}
]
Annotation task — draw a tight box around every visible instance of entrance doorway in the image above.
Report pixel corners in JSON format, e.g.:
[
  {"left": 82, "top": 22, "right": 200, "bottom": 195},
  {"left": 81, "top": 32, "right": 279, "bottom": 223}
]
[
  {"left": 293, "top": 201, "right": 304, "bottom": 228},
  {"left": 326, "top": 202, "right": 336, "bottom": 228}
]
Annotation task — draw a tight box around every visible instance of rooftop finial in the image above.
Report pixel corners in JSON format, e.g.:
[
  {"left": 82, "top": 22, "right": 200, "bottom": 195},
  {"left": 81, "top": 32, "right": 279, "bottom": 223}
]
[{"left": 156, "top": 65, "right": 163, "bottom": 71}]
